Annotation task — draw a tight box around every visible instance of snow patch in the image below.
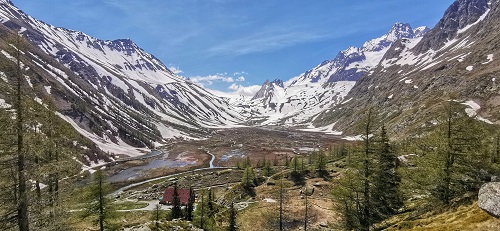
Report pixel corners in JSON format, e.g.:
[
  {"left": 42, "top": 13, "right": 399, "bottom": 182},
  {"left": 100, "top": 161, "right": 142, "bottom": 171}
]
[
  {"left": 466, "top": 66, "right": 474, "bottom": 71},
  {"left": 461, "top": 100, "right": 493, "bottom": 124},
  {"left": 299, "top": 123, "right": 343, "bottom": 135},
  {"left": 0, "top": 98, "right": 11, "bottom": 108},
  {"left": 457, "top": 8, "right": 491, "bottom": 34},
  {"left": 482, "top": 54, "right": 494, "bottom": 64},
  {"left": 388, "top": 94, "right": 394, "bottom": 99},
  {"left": 0, "top": 72, "right": 7, "bottom": 82},
  {"left": 44, "top": 86, "right": 51, "bottom": 94},
  {"left": 24, "top": 75, "right": 33, "bottom": 88},
  {"left": 342, "top": 135, "right": 364, "bottom": 141}
]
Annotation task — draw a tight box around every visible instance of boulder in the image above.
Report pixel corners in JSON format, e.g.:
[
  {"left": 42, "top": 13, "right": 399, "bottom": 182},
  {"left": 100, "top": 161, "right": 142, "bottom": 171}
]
[{"left": 478, "top": 182, "right": 500, "bottom": 218}]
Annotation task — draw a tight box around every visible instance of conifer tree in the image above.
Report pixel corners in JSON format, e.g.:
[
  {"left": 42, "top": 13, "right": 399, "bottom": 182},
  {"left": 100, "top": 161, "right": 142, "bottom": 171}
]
[
  {"left": 184, "top": 187, "right": 195, "bottom": 221},
  {"left": 371, "top": 125, "right": 402, "bottom": 221},
  {"left": 360, "top": 108, "right": 375, "bottom": 231},
  {"left": 171, "top": 183, "right": 183, "bottom": 219},
  {"left": 292, "top": 157, "right": 299, "bottom": 173},
  {"left": 315, "top": 151, "right": 327, "bottom": 176},
  {"left": 81, "top": 170, "right": 115, "bottom": 231},
  {"left": 227, "top": 202, "right": 237, "bottom": 231},
  {"left": 242, "top": 166, "right": 255, "bottom": 188},
  {"left": 263, "top": 160, "right": 273, "bottom": 177},
  {"left": 153, "top": 204, "right": 161, "bottom": 231}
]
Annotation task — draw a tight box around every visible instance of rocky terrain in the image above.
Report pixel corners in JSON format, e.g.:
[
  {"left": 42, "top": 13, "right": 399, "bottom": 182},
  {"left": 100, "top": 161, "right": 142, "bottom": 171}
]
[{"left": 316, "top": 0, "right": 500, "bottom": 136}]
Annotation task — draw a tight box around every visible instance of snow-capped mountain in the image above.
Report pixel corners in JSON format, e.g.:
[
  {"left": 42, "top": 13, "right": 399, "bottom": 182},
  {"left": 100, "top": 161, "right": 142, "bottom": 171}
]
[
  {"left": 316, "top": 0, "right": 500, "bottom": 135},
  {"left": 239, "top": 23, "right": 429, "bottom": 126},
  {"left": 0, "top": 0, "right": 244, "bottom": 157}
]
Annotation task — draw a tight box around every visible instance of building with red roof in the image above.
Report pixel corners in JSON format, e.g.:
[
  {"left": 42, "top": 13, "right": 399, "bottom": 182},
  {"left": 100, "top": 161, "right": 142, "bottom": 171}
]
[{"left": 160, "top": 188, "right": 191, "bottom": 205}]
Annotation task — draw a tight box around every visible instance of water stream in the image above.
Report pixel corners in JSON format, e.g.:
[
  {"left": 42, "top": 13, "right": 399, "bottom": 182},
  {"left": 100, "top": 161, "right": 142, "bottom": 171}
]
[{"left": 207, "top": 150, "right": 216, "bottom": 168}]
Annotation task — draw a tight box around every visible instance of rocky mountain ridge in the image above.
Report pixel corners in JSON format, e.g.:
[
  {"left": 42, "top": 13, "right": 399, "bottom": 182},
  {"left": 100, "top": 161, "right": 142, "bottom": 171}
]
[
  {"left": 240, "top": 22, "right": 428, "bottom": 126},
  {"left": 315, "top": 0, "right": 500, "bottom": 135},
  {"left": 0, "top": 0, "right": 245, "bottom": 158}
]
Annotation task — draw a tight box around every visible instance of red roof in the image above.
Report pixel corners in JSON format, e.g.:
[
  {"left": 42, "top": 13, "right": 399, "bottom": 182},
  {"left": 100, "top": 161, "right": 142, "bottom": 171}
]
[{"left": 160, "top": 188, "right": 191, "bottom": 205}]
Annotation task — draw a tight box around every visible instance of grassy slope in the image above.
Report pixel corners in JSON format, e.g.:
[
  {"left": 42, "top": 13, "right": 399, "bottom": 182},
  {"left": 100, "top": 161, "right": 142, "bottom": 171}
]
[{"left": 386, "top": 202, "right": 500, "bottom": 231}]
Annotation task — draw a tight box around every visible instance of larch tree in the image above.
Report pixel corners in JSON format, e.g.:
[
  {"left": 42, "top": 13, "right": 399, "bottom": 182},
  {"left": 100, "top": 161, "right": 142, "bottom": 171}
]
[
  {"left": 81, "top": 169, "right": 115, "bottom": 231},
  {"left": 184, "top": 186, "right": 195, "bottom": 221},
  {"left": 171, "top": 182, "right": 183, "bottom": 219},
  {"left": 227, "top": 202, "right": 237, "bottom": 231},
  {"left": 371, "top": 125, "right": 402, "bottom": 222}
]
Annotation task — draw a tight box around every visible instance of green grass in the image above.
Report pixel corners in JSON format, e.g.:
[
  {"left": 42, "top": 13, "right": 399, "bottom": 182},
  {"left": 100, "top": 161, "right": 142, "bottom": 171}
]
[{"left": 113, "top": 201, "right": 149, "bottom": 210}]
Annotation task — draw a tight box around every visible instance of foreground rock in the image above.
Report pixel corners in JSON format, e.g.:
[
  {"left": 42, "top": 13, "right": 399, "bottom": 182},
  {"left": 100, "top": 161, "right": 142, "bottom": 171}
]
[{"left": 478, "top": 182, "right": 500, "bottom": 218}]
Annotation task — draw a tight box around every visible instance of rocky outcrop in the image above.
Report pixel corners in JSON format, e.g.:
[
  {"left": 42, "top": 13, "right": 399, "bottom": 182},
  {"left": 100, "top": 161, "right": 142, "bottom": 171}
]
[
  {"left": 478, "top": 182, "right": 500, "bottom": 218},
  {"left": 414, "top": 0, "right": 490, "bottom": 54}
]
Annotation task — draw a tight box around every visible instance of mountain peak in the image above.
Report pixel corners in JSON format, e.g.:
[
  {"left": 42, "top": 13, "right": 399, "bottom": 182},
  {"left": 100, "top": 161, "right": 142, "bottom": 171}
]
[
  {"left": 414, "top": 0, "right": 490, "bottom": 53},
  {"left": 0, "top": 0, "right": 12, "bottom": 5},
  {"left": 271, "top": 79, "right": 284, "bottom": 88},
  {"left": 386, "top": 22, "right": 415, "bottom": 42},
  {"left": 413, "top": 26, "right": 431, "bottom": 37},
  {"left": 361, "top": 22, "right": 421, "bottom": 52}
]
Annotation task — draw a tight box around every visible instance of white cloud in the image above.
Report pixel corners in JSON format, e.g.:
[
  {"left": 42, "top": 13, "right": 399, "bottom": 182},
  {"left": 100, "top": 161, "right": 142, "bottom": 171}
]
[
  {"left": 188, "top": 73, "right": 235, "bottom": 86},
  {"left": 227, "top": 84, "right": 261, "bottom": 96},
  {"left": 223, "top": 77, "right": 234, "bottom": 83},
  {"left": 228, "top": 83, "right": 239, "bottom": 91},
  {"left": 233, "top": 71, "right": 248, "bottom": 76},
  {"left": 168, "top": 65, "right": 183, "bottom": 75},
  {"left": 236, "top": 76, "right": 245, "bottom": 82}
]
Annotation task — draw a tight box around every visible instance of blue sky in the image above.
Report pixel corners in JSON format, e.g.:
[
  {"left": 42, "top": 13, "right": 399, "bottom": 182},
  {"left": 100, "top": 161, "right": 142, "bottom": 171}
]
[{"left": 12, "top": 0, "right": 454, "bottom": 95}]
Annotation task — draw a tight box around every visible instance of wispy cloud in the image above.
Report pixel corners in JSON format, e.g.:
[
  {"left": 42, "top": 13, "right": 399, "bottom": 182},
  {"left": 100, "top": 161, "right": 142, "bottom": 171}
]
[
  {"left": 228, "top": 83, "right": 261, "bottom": 96},
  {"left": 208, "top": 28, "right": 331, "bottom": 56},
  {"left": 168, "top": 64, "right": 183, "bottom": 75},
  {"left": 187, "top": 73, "right": 240, "bottom": 86}
]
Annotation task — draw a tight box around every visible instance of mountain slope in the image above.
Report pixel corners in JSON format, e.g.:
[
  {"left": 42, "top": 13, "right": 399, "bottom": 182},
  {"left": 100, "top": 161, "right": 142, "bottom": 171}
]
[
  {"left": 0, "top": 1, "right": 245, "bottom": 156},
  {"left": 316, "top": 0, "right": 499, "bottom": 135},
  {"left": 240, "top": 23, "right": 428, "bottom": 126}
]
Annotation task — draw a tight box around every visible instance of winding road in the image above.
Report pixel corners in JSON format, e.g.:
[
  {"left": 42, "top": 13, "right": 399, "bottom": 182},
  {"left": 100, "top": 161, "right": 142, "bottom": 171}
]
[{"left": 111, "top": 149, "right": 231, "bottom": 196}]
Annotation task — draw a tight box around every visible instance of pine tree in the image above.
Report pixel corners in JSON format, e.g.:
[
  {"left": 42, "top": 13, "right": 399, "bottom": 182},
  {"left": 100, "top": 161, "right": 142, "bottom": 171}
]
[
  {"left": 331, "top": 108, "right": 376, "bottom": 231},
  {"left": 242, "top": 166, "right": 255, "bottom": 188},
  {"left": 227, "top": 202, "right": 237, "bottom": 231},
  {"left": 263, "top": 160, "right": 273, "bottom": 177},
  {"left": 279, "top": 177, "right": 285, "bottom": 231},
  {"left": 292, "top": 157, "right": 299, "bottom": 173},
  {"left": 0, "top": 87, "right": 17, "bottom": 230},
  {"left": 315, "top": 151, "right": 327, "bottom": 176},
  {"left": 184, "top": 187, "right": 195, "bottom": 221},
  {"left": 371, "top": 125, "right": 402, "bottom": 221},
  {"left": 81, "top": 170, "right": 115, "bottom": 231},
  {"left": 304, "top": 185, "right": 309, "bottom": 231},
  {"left": 171, "top": 183, "right": 183, "bottom": 219},
  {"left": 11, "top": 33, "right": 30, "bottom": 231},
  {"left": 153, "top": 204, "right": 161, "bottom": 231},
  {"left": 360, "top": 108, "right": 375, "bottom": 231}
]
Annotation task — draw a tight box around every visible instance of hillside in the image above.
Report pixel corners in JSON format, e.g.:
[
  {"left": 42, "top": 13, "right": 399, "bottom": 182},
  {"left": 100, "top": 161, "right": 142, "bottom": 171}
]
[
  {"left": 315, "top": 0, "right": 500, "bottom": 136},
  {"left": 0, "top": 0, "right": 245, "bottom": 158}
]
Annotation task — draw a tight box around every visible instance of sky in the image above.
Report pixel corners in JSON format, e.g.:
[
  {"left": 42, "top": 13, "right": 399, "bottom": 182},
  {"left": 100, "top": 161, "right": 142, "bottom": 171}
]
[{"left": 12, "top": 0, "right": 454, "bottom": 96}]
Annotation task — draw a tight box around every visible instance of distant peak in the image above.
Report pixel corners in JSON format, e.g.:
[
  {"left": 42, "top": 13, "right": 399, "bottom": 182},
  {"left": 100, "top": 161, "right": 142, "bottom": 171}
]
[
  {"left": 271, "top": 79, "right": 284, "bottom": 88},
  {"left": 413, "top": 26, "right": 430, "bottom": 37},
  {"left": 386, "top": 22, "right": 414, "bottom": 40},
  {"left": 342, "top": 46, "right": 359, "bottom": 56}
]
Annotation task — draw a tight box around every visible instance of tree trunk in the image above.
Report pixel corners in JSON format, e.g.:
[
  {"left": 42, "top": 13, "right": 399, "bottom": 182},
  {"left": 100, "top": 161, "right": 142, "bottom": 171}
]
[{"left": 15, "top": 34, "right": 29, "bottom": 231}]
